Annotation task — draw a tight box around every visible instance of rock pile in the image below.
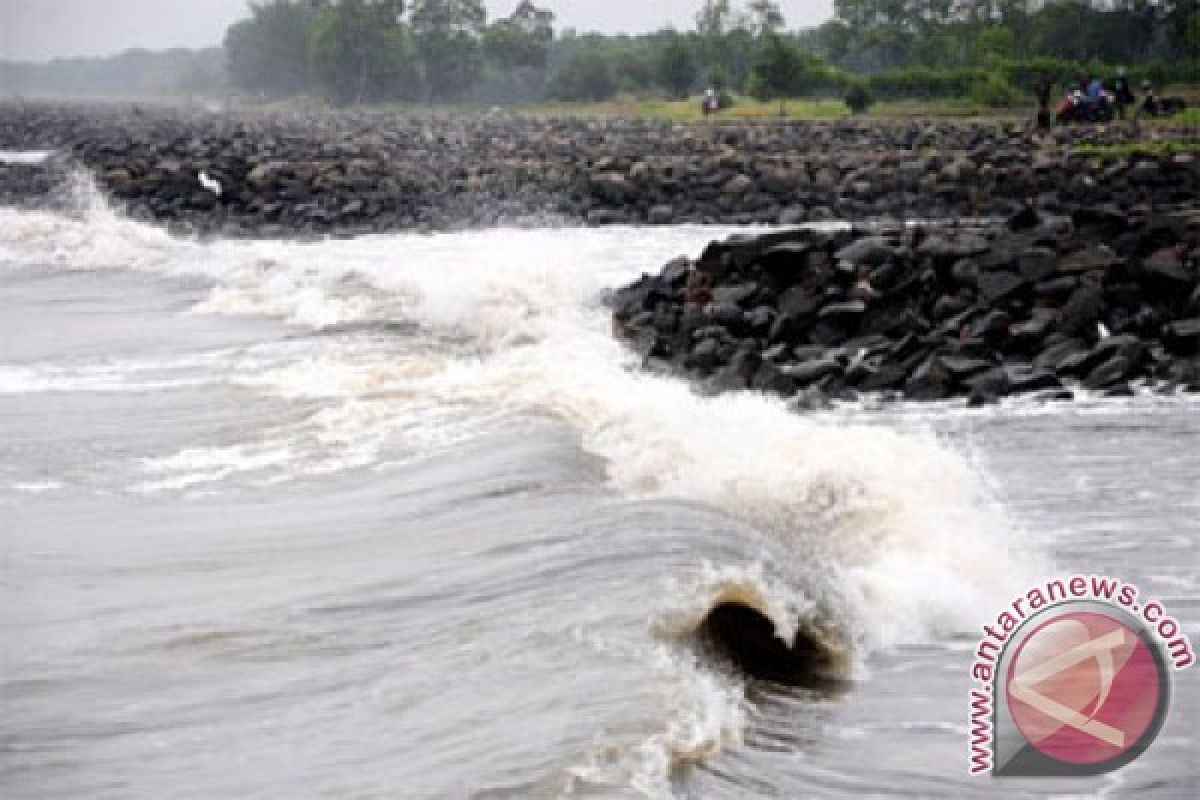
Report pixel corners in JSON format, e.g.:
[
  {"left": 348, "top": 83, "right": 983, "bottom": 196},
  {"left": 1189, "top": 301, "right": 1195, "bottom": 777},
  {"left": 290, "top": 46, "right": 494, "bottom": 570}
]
[
  {"left": 1, "top": 101, "right": 1196, "bottom": 235},
  {"left": 0, "top": 155, "right": 75, "bottom": 210},
  {"left": 612, "top": 207, "right": 1200, "bottom": 404}
]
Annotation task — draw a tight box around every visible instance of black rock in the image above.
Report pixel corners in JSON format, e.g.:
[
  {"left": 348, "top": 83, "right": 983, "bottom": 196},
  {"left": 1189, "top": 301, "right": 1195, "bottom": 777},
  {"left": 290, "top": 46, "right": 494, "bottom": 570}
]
[
  {"left": 713, "top": 282, "right": 760, "bottom": 308},
  {"left": 818, "top": 299, "right": 867, "bottom": 321},
  {"left": 751, "top": 362, "right": 799, "bottom": 395},
  {"left": 1035, "top": 275, "right": 1078, "bottom": 298},
  {"left": 783, "top": 358, "right": 843, "bottom": 385},
  {"left": 687, "top": 337, "right": 722, "bottom": 370},
  {"left": 611, "top": 211, "right": 1199, "bottom": 406},
  {"left": 905, "top": 355, "right": 952, "bottom": 400},
  {"left": 1140, "top": 250, "right": 1193, "bottom": 297},
  {"left": 1008, "top": 205, "right": 1040, "bottom": 232},
  {"left": 1057, "top": 284, "right": 1107, "bottom": 337},
  {"left": 965, "top": 367, "right": 1011, "bottom": 398},
  {"left": 835, "top": 236, "right": 897, "bottom": 267},
  {"left": 939, "top": 355, "right": 995, "bottom": 379},
  {"left": 1006, "top": 367, "right": 1063, "bottom": 393},
  {"left": 1161, "top": 318, "right": 1200, "bottom": 355},
  {"left": 778, "top": 286, "right": 822, "bottom": 319},
  {"left": 1058, "top": 245, "right": 1120, "bottom": 274},
  {"left": 746, "top": 305, "right": 776, "bottom": 335},
  {"left": 1084, "top": 354, "right": 1136, "bottom": 388},
  {"left": 978, "top": 271, "right": 1026, "bottom": 304},
  {"left": 970, "top": 309, "right": 1013, "bottom": 339},
  {"left": 1018, "top": 248, "right": 1057, "bottom": 283},
  {"left": 1091, "top": 333, "right": 1145, "bottom": 364}
]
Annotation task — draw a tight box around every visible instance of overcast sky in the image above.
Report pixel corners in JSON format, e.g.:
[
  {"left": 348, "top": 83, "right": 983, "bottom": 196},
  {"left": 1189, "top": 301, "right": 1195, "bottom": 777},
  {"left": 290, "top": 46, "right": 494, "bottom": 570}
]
[{"left": 0, "top": 0, "right": 835, "bottom": 62}]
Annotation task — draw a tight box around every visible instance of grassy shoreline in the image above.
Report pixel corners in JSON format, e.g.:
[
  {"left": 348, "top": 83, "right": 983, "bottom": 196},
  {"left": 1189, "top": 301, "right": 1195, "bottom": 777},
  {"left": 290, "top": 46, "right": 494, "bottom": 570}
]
[
  {"left": 520, "top": 93, "right": 1200, "bottom": 124},
  {"left": 520, "top": 96, "right": 1018, "bottom": 122}
]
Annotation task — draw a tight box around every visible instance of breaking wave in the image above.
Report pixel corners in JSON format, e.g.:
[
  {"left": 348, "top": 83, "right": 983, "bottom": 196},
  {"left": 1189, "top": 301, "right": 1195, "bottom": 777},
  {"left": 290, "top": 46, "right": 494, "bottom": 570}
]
[{"left": 0, "top": 174, "right": 1039, "bottom": 795}]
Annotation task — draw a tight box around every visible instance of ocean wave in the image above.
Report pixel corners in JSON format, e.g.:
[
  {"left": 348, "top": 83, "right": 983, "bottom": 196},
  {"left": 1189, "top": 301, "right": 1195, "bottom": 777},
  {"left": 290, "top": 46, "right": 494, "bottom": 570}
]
[
  {"left": 0, "top": 190, "right": 1037, "bottom": 650},
  {"left": 1, "top": 192, "right": 1041, "bottom": 794}
]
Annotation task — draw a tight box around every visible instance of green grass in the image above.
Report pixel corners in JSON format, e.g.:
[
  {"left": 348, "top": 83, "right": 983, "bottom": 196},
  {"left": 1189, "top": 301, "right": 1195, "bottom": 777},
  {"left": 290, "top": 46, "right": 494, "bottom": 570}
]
[
  {"left": 866, "top": 98, "right": 1021, "bottom": 118},
  {"left": 1167, "top": 108, "right": 1200, "bottom": 127},
  {"left": 521, "top": 95, "right": 1031, "bottom": 122},
  {"left": 1073, "top": 141, "right": 1200, "bottom": 158},
  {"left": 524, "top": 96, "right": 851, "bottom": 122}
]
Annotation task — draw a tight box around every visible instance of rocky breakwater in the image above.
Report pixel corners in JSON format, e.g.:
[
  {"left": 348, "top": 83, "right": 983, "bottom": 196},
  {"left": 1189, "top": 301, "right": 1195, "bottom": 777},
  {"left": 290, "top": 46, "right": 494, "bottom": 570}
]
[
  {"left": 612, "top": 207, "right": 1200, "bottom": 405},
  {"left": 1, "top": 101, "right": 1198, "bottom": 235},
  {"left": 0, "top": 102, "right": 579, "bottom": 235},
  {"left": 0, "top": 152, "right": 77, "bottom": 210}
]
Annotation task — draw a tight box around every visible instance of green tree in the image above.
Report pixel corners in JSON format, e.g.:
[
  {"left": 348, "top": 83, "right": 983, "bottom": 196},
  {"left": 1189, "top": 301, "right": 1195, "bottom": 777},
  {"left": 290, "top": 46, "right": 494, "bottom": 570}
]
[
  {"left": 483, "top": 1, "right": 554, "bottom": 71},
  {"left": 309, "top": 0, "right": 418, "bottom": 104},
  {"left": 746, "top": 33, "right": 807, "bottom": 100},
  {"left": 225, "top": 1, "right": 318, "bottom": 97},
  {"left": 411, "top": 0, "right": 488, "bottom": 100},
  {"left": 695, "top": 0, "right": 736, "bottom": 39},
  {"left": 656, "top": 31, "right": 697, "bottom": 98},
  {"left": 547, "top": 48, "right": 616, "bottom": 101},
  {"left": 746, "top": 0, "right": 785, "bottom": 37},
  {"left": 973, "top": 25, "right": 1015, "bottom": 65},
  {"left": 1178, "top": 7, "right": 1200, "bottom": 68},
  {"left": 694, "top": 0, "right": 737, "bottom": 87}
]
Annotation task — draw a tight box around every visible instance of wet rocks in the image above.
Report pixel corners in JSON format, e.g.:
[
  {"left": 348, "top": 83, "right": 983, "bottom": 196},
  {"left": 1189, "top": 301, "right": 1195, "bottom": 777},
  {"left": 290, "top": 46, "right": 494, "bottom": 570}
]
[
  {"left": 0, "top": 153, "right": 77, "bottom": 210},
  {"left": 613, "top": 209, "right": 1200, "bottom": 404},
  {"left": 2, "top": 100, "right": 1198, "bottom": 236}
]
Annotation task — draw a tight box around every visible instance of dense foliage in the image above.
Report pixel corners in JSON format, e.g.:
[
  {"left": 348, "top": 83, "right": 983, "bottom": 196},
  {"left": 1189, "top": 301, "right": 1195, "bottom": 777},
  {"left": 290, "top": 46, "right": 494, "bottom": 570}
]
[
  {"left": 220, "top": 0, "right": 1196, "bottom": 105},
  {"left": 3, "top": 0, "right": 1196, "bottom": 106}
]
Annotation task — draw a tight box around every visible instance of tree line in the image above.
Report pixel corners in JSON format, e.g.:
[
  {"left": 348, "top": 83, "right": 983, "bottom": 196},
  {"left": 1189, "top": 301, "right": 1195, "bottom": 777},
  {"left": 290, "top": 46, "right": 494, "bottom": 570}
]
[
  {"left": 225, "top": 0, "right": 551, "bottom": 104},
  {"left": 0, "top": 48, "right": 225, "bottom": 97},
  {"left": 222, "top": 0, "right": 1199, "bottom": 106}
]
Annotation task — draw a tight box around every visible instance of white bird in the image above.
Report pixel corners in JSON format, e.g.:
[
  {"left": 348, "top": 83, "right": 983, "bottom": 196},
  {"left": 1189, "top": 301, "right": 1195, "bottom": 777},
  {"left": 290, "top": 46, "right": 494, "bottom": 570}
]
[
  {"left": 1097, "top": 322, "right": 1111, "bottom": 339},
  {"left": 198, "top": 171, "right": 222, "bottom": 196}
]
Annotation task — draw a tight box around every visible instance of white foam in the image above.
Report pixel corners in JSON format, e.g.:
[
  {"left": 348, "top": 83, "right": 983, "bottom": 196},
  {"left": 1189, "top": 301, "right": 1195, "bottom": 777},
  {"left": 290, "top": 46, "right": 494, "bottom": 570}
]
[
  {"left": 0, "top": 193, "right": 1049, "bottom": 789},
  {"left": 0, "top": 344, "right": 314, "bottom": 395},
  {"left": 0, "top": 190, "right": 1036, "bottom": 649},
  {"left": 0, "top": 150, "right": 52, "bottom": 165},
  {"left": 0, "top": 362, "right": 207, "bottom": 394},
  {"left": 6, "top": 480, "right": 65, "bottom": 493},
  {"left": 565, "top": 627, "right": 747, "bottom": 799},
  {"left": 135, "top": 442, "right": 298, "bottom": 491}
]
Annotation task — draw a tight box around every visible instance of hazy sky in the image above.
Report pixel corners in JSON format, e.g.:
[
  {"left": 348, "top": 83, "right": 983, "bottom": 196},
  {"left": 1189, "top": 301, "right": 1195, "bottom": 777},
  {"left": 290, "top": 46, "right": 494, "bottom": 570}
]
[{"left": 0, "top": 0, "right": 835, "bottom": 62}]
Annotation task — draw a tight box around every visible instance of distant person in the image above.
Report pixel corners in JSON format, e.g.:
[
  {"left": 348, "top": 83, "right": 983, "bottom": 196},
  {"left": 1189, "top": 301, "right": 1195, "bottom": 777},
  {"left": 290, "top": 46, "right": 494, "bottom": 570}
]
[
  {"left": 1057, "top": 82, "right": 1082, "bottom": 120},
  {"left": 1086, "top": 76, "right": 1104, "bottom": 103},
  {"left": 1140, "top": 80, "right": 1161, "bottom": 118},
  {"left": 1113, "top": 68, "right": 1135, "bottom": 119},
  {"left": 1035, "top": 75, "right": 1055, "bottom": 129},
  {"left": 702, "top": 88, "right": 719, "bottom": 116}
]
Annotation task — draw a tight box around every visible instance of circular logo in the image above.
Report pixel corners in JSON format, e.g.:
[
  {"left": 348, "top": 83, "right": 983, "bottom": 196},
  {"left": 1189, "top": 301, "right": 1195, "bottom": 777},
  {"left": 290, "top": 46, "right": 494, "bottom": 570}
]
[{"left": 1005, "top": 610, "right": 1167, "bottom": 767}]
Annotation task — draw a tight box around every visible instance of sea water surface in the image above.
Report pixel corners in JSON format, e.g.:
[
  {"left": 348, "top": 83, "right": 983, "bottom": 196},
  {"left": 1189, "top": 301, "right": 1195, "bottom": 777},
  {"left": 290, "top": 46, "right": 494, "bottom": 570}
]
[{"left": 1, "top": 175, "right": 1197, "bottom": 799}]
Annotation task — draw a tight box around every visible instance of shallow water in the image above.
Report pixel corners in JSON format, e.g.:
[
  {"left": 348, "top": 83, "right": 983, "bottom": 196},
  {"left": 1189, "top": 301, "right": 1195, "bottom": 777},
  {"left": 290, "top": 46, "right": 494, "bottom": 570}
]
[{"left": 1, "top": 178, "right": 1196, "bottom": 798}]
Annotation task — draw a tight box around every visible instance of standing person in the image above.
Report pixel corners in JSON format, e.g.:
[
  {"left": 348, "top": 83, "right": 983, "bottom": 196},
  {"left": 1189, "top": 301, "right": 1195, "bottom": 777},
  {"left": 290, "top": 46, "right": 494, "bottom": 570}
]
[
  {"left": 1140, "top": 80, "right": 1161, "bottom": 118},
  {"left": 1113, "top": 68, "right": 1135, "bottom": 120},
  {"left": 1035, "top": 74, "right": 1055, "bottom": 130}
]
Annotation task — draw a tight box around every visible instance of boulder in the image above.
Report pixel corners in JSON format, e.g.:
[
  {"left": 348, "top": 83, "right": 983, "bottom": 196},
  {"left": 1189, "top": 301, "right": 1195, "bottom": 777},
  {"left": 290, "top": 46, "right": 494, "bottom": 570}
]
[
  {"left": 1058, "top": 245, "right": 1119, "bottom": 273},
  {"left": 722, "top": 174, "right": 755, "bottom": 197},
  {"left": 835, "top": 236, "right": 898, "bottom": 267},
  {"left": 1161, "top": 318, "right": 1200, "bottom": 355}
]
